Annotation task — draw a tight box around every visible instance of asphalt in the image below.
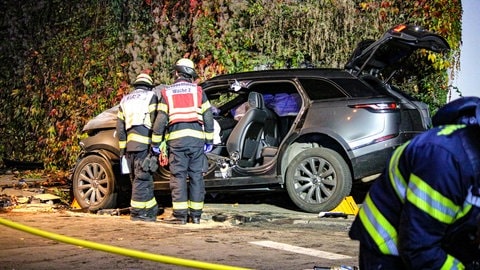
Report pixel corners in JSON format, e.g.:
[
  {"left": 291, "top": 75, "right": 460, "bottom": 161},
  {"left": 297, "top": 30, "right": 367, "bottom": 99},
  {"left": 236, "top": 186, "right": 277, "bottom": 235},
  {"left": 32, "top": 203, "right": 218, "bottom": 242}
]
[{"left": 0, "top": 169, "right": 357, "bottom": 228}]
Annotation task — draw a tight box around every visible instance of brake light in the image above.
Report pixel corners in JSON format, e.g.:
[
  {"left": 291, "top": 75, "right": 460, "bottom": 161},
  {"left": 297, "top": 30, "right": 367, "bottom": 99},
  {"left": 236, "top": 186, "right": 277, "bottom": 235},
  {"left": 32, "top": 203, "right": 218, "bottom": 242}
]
[
  {"left": 392, "top": 24, "right": 407, "bottom": 33},
  {"left": 350, "top": 102, "right": 398, "bottom": 112}
]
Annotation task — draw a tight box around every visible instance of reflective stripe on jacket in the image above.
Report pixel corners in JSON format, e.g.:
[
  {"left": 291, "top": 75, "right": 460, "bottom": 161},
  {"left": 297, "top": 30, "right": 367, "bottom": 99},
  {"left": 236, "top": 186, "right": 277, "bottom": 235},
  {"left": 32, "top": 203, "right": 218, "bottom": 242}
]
[
  {"left": 119, "top": 89, "right": 156, "bottom": 129},
  {"left": 162, "top": 82, "right": 203, "bottom": 125},
  {"left": 117, "top": 86, "right": 157, "bottom": 153},
  {"left": 350, "top": 124, "right": 480, "bottom": 269},
  {"left": 152, "top": 79, "right": 214, "bottom": 147}
]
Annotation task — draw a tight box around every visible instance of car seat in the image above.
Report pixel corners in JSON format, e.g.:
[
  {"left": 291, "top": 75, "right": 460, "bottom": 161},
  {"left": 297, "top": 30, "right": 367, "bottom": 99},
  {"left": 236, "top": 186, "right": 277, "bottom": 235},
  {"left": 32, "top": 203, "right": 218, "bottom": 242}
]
[{"left": 226, "top": 92, "right": 274, "bottom": 167}]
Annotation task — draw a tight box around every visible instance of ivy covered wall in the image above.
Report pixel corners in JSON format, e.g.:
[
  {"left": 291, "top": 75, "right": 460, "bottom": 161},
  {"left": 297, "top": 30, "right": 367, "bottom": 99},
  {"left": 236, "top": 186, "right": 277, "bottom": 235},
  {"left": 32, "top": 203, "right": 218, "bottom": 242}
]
[{"left": 0, "top": 0, "right": 462, "bottom": 170}]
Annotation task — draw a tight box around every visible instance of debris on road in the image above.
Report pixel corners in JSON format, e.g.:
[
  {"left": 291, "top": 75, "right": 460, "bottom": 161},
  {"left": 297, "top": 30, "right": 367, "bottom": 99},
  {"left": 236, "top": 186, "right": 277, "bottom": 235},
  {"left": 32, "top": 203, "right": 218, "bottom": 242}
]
[
  {"left": 0, "top": 194, "right": 16, "bottom": 208},
  {"left": 33, "top": 193, "right": 62, "bottom": 203},
  {"left": 97, "top": 207, "right": 131, "bottom": 216},
  {"left": 318, "top": 212, "right": 348, "bottom": 219},
  {"left": 313, "top": 265, "right": 359, "bottom": 270},
  {"left": 0, "top": 169, "right": 71, "bottom": 213}
]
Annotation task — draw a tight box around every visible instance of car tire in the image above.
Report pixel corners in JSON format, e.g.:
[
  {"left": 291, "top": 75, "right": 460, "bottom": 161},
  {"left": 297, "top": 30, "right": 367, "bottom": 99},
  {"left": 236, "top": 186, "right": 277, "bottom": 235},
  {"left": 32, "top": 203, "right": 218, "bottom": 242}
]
[
  {"left": 72, "top": 155, "right": 117, "bottom": 211},
  {"left": 285, "top": 147, "right": 352, "bottom": 213}
]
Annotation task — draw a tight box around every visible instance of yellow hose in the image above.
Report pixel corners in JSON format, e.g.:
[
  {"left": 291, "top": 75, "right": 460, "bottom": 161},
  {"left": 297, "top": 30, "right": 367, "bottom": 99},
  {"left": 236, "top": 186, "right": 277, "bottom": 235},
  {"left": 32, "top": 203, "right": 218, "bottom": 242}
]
[{"left": 0, "top": 217, "right": 251, "bottom": 270}]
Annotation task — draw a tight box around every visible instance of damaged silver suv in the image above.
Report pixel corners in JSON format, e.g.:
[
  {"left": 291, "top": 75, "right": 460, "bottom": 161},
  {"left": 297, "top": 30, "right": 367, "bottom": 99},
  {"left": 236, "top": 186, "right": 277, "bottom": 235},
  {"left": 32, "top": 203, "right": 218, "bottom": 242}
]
[{"left": 72, "top": 24, "right": 449, "bottom": 213}]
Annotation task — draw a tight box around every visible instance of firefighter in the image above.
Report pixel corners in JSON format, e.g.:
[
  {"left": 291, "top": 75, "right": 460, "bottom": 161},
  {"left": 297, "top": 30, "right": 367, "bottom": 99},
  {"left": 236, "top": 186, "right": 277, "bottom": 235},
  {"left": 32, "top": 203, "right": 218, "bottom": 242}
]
[
  {"left": 152, "top": 58, "right": 214, "bottom": 224},
  {"left": 349, "top": 96, "right": 480, "bottom": 269},
  {"left": 117, "top": 73, "right": 159, "bottom": 222}
]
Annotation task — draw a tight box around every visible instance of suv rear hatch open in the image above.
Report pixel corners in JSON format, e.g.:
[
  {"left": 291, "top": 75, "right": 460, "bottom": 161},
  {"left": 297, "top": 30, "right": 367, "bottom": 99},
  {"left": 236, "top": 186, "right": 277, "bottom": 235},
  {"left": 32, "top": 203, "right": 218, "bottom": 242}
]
[
  {"left": 346, "top": 24, "right": 449, "bottom": 132},
  {"left": 345, "top": 24, "right": 450, "bottom": 77}
]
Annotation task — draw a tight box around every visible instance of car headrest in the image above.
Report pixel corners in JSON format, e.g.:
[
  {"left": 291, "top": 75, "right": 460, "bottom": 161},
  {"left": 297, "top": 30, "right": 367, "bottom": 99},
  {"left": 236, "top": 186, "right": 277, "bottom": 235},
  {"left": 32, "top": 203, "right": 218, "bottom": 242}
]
[{"left": 248, "top": 92, "right": 264, "bottom": 110}]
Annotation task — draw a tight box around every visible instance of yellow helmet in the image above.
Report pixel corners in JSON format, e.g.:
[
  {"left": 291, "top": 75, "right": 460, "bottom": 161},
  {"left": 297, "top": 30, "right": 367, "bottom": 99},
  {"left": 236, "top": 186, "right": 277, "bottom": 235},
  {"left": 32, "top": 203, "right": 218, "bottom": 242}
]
[{"left": 133, "top": 73, "right": 153, "bottom": 87}]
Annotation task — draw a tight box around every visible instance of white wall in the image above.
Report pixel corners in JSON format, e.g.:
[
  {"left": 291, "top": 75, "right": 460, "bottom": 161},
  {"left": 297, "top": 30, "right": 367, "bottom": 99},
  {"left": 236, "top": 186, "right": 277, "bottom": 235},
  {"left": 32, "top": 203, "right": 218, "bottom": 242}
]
[{"left": 449, "top": 0, "right": 480, "bottom": 101}]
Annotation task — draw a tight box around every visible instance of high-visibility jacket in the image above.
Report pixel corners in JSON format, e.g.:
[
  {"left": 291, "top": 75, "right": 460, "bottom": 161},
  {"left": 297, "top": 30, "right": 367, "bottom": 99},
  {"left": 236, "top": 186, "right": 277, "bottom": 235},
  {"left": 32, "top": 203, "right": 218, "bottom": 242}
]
[
  {"left": 152, "top": 79, "right": 214, "bottom": 148},
  {"left": 349, "top": 97, "right": 480, "bottom": 269},
  {"left": 117, "top": 85, "right": 157, "bottom": 155}
]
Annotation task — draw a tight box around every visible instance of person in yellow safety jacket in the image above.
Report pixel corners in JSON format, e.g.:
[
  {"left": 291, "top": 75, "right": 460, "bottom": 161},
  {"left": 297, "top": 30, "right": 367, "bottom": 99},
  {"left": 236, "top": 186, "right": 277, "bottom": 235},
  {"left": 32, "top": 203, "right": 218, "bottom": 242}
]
[
  {"left": 117, "top": 73, "right": 159, "bottom": 222},
  {"left": 349, "top": 96, "right": 480, "bottom": 269},
  {"left": 152, "top": 58, "right": 214, "bottom": 225}
]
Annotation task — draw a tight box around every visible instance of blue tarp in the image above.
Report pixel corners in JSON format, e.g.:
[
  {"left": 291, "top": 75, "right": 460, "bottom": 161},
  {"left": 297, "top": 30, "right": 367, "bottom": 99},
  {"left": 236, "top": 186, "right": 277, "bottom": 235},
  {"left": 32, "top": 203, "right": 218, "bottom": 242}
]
[{"left": 264, "top": 93, "right": 301, "bottom": 116}]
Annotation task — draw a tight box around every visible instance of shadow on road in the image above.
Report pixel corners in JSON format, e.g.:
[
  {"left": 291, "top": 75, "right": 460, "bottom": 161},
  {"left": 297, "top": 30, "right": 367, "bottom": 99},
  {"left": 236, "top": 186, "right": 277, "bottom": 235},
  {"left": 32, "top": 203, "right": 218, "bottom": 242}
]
[{"left": 153, "top": 189, "right": 303, "bottom": 213}]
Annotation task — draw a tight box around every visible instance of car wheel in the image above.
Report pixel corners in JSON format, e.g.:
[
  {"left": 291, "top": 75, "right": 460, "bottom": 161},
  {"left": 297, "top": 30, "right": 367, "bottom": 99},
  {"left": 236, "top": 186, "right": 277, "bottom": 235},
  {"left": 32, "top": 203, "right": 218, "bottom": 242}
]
[
  {"left": 285, "top": 148, "right": 352, "bottom": 213},
  {"left": 72, "top": 155, "right": 117, "bottom": 211}
]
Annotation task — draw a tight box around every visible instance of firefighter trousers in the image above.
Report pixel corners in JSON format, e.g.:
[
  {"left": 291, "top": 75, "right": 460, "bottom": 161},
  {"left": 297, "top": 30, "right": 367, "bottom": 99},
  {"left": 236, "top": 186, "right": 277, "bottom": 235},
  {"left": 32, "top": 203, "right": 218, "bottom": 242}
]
[
  {"left": 168, "top": 145, "right": 205, "bottom": 219},
  {"left": 359, "top": 243, "right": 404, "bottom": 269},
  {"left": 126, "top": 150, "right": 158, "bottom": 221}
]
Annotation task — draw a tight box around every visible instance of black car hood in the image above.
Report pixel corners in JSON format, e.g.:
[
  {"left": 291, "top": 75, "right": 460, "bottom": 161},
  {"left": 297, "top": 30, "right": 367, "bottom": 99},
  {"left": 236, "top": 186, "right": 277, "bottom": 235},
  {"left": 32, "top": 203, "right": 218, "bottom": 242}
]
[{"left": 345, "top": 24, "right": 450, "bottom": 76}]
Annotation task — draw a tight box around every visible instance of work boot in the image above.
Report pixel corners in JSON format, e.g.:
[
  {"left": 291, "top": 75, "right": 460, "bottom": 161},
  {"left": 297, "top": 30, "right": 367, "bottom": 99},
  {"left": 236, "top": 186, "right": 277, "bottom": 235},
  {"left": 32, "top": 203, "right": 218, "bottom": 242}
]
[
  {"left": 190, "top": 216, "right": 201, "bottom": 224},
  {"left": 131, "top": 215, "right": 156, "bottom": 222},
  {"left": 160, "top": 215, "right": 187, "bottom": 225}
]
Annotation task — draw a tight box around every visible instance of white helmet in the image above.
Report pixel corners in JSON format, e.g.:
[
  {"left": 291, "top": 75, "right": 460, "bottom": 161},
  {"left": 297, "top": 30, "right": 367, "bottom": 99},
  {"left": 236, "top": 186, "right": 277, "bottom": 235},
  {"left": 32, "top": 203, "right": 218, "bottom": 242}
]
[{"left": 174, "top": 58, "right": 198, "bottom": 78}]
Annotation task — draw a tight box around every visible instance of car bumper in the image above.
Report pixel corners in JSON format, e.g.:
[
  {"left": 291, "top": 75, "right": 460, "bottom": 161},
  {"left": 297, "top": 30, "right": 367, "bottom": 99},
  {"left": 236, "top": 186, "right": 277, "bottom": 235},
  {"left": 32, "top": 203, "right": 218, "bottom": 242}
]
[
  {"left": 350, "top": 131, "right": 420, "bottom": 180},
  {"left": 350, "top": 146, "right": 394, "bottom": 180}
]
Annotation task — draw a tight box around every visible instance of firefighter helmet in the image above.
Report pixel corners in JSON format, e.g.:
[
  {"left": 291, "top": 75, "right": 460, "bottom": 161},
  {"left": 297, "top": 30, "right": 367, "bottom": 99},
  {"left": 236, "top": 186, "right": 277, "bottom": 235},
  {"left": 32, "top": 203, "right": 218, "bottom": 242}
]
[
  {"left": 173, "top": 58, "right": 198, "bottom": 79},
  {"left": 133, "top": 73, "right": 154, "bottom": 87}
]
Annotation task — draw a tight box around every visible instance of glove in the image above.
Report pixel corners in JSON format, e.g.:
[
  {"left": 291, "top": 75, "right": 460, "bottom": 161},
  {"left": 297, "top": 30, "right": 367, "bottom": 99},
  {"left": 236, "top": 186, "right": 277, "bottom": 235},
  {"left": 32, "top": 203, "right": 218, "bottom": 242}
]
[
  {"left": 151, "top": 146, "right": 160, "bottom": 156},
  {"left": 141, "top": 155, "right": 151, "bottom": 171},
  {"left": 149, "top": 155, "right": 159, "bottom": 172},
  {"left": 204, "top": 144, "right": 213, "bottom": 153}
]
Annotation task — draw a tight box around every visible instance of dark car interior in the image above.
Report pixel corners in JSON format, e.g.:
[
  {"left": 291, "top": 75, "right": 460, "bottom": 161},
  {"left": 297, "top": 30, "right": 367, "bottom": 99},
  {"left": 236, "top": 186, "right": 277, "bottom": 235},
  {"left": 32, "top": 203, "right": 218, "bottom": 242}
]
[{"left": 208, "top": 81, "right": 301, "bottom": 167}]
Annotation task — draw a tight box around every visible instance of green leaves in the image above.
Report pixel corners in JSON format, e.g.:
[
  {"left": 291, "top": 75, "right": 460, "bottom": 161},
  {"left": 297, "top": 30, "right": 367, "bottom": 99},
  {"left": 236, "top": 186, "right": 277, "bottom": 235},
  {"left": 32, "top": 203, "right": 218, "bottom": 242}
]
[{"left": 0, "top": 0, "right": 461, "bottom": 172}]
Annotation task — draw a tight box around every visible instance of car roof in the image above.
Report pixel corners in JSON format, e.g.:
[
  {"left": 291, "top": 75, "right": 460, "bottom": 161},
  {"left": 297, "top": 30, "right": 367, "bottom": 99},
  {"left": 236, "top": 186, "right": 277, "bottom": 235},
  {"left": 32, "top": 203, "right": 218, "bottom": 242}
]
[{"left": 200, "top": 68, "right": 356, "bottom": 88}]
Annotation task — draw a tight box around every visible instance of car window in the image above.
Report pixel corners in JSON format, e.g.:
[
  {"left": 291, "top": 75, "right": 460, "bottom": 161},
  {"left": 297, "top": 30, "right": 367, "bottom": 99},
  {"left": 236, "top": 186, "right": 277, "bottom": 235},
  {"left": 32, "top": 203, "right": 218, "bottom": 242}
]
[
  {"left": 358, "top": 75, "right": 391, "bottom": 95},
  {"left": 248, "top": 81, "right": 298, "bottom": 95},
  {"left": 299, "top": 78, "right": 346, "bottom": 100},
  {"left": 330, "top": 78, "right": 386, "bottom": 98},
  {"left": 207, "top": 88, "right": 247, "bottom": 118},
  {"left": 210, "top": 91, "right": 240, "bottom": 108},
  {"left": 248, "top": 82, "right": 301, "bottom": 117}
]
